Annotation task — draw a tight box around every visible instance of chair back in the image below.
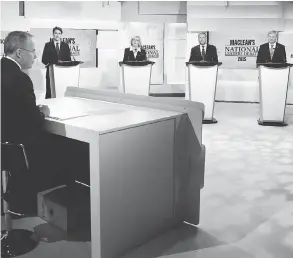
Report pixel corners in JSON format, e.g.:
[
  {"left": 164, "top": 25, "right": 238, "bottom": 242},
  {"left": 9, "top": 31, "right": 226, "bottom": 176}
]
[{"left": 1, "top": 142, "right": 29, "bottom": 173}]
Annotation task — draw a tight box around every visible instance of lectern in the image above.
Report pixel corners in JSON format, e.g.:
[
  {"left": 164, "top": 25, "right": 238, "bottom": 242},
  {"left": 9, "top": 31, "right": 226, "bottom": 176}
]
[
  {"left": 186, "top": 61, "right": 222, "bottom": 123},
  {"left": 257, "top": 63, "right": 292, "bottom": 126},
  {"left": 48, "top": 61, "right": 83, "bottom": 98},
  {"left": 119, "top": 61, "right": 155, "bottom": 96}
]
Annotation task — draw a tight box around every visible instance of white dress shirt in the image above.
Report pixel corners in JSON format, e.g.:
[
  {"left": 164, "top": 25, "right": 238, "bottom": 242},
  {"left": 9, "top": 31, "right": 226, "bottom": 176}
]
[
  {"left": 5, "top": 56, "right": 21, "bottom": 69},
  {"left": 54, "top": 40, "right": 61, "bottom": 50},
  {"left": 269, "top": 42, "right": 276, "bottom": 58},
  {"left": 269, "top": 42, "right": 276, "bottom": 50},
  {"left": 130, "top": 46, "right": 141, "bottom": 59}
]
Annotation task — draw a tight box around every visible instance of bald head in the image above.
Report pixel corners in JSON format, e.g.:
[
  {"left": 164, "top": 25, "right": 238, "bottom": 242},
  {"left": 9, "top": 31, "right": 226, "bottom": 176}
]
[
  {"left": 198, "top": 32, "right": 207, "bottom": 45},
  {"left": 4, "top": 31, "right": 36, "bottom": 70}
]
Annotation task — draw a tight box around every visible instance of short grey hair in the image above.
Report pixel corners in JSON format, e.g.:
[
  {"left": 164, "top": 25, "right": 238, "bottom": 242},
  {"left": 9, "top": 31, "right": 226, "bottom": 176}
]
[
  {"left": 4, "top": 31, "right": 33, "bottom": 55},
  {"left": 267, "top": 30, "right": 278, "bottom": 37},
  {"left": 130, "top": 36, "right": 142, "bottom": 47}
]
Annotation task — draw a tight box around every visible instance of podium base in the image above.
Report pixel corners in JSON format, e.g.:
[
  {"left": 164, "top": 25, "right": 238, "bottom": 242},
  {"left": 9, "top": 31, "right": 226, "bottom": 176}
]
[
  {"left": 257, "top": 119, "right": 288, "bottom": 127},
  {"left": 203, "top": 118, "right": 218, "bottom": 124}
]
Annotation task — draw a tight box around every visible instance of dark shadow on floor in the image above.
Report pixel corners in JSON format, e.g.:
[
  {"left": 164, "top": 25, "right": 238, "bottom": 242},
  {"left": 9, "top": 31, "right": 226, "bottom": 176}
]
[
  {"left": 33, "top": 222, "right": 91, "bottom": 243},
  {"left": 122, "top": 222, "right": 226, "bottom": 258}
]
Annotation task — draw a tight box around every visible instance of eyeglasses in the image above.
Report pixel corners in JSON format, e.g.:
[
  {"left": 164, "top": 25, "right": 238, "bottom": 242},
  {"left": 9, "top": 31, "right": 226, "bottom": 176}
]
[{"left": 19, "top": 48, "right": 36, "bottom": 54}]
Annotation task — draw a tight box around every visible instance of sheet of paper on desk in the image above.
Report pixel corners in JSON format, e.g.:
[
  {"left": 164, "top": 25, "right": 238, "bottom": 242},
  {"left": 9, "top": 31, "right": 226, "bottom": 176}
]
[{"left": 48, "top": 110, "right": 89, "bottom": 121}]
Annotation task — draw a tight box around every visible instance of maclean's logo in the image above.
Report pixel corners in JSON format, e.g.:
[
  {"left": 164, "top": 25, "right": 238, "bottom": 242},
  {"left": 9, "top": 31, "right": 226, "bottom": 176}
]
[
  {"left": 142, "top": 45, "right": 159, "bottom": 58},
  {"left": 50, "top": 37, "right": 76, "bottom": 44},
  {"left": 225, "top": 39, "right": 259, "bottom": 61},
  {"left": 50, "top": 37, "right": 80, "bottom": 56}
]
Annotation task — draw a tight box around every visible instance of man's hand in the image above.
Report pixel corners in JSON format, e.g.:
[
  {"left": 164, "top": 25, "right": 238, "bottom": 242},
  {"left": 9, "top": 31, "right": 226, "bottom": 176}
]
[{"left": 38, "top": 105, "right": 50, "bottom": 117}]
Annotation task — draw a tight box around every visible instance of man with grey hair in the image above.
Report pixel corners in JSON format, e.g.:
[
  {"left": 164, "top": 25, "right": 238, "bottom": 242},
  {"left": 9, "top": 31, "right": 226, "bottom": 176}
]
[
  {"left": 1, "top": 31, "right": 50, "bottom": 213},
  {"left": 256, "top": 30, "right": 287, "bottom": 64},
  {"left": 1, "top": 31, "right": 50, "bottom": 146}
]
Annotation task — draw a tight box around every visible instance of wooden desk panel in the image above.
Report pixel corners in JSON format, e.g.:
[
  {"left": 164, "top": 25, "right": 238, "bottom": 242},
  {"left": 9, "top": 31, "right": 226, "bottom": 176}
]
[
  {"left": 99, "top": 119, "right": 175, "bottom": 258},
  {"left": 38, "top": 90, "right": 205, "bottom": 258}
]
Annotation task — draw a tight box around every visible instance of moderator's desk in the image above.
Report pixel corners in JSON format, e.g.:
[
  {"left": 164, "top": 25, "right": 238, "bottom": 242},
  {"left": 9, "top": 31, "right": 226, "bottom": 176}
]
[{"left": 37, "top": 87, "right": 205, "bottom": 258}]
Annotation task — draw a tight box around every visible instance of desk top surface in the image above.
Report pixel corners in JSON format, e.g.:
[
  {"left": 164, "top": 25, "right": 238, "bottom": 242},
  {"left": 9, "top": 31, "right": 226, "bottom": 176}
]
[{"left": 38, "top": 97, "right": 182, "bottom": 134}]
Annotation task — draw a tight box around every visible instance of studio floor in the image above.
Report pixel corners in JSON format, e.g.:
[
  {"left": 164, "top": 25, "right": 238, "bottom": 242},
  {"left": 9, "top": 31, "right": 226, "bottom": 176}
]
[{"left": 2, "top": 102, "right": 293, "bottom": 258}]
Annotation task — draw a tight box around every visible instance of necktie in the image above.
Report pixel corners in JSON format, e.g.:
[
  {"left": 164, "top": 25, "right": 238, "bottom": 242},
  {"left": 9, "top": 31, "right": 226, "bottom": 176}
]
[
  {"left": 202, "top": 46, "right": 206, "bottom": 60},
  {"left": 134, "top": 50, "right": 137, "bottom": 59},
  {"left": 56, "top": 43, "right": 60, "bottom": 57},
  {"left": 270, "top": 45, "right": 274, "bottom": 60}
]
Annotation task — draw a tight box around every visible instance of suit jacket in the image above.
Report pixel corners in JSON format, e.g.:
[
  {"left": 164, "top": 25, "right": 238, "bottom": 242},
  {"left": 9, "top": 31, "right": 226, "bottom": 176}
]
[
  {"left": 41, "top": 41, "right": 71, "bottom": 66},
  {"left": 123, "top": 48, "right": 147, "bottom": 62},
  {"left": 256, "top": 42, "right": 287, "bottom": 64},
  {"left": 1, "top": 57, "right": 45, "bottom": 145},
  {"left": 189, "top": 44, "right": 218, "bottom": 62}
]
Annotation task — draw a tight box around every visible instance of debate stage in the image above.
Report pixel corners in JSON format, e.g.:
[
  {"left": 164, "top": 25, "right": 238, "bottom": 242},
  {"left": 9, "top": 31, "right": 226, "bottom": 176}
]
[{"left": 3, "top": 102, "right": 292, "bottom": 258}]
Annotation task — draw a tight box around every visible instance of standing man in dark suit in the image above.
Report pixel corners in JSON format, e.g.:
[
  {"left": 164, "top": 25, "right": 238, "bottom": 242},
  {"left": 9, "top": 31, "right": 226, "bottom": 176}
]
[
  {"left": 1, "top": 31, "right": 51, "bottom": 213},
  {"left": 189, "top": 32, "right": 218, "bottom": 62},
  {"left": 42, "top": 26, "right": 71, "bottom": 98},
  {"left": 123, "top": 36, "right": 147, "bottom": 62},
  {"left": 256, "top": 30, "right": 287, "bottom": 64}
]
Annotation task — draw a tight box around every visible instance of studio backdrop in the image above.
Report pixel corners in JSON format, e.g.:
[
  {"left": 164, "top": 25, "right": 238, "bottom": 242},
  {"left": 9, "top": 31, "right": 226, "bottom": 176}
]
[
  {"left": 279, "top": 32, "right": 293, "bottom": 65},
  {"left": 209, "top": 31, "right": 271, "bottom": 69},
  {"left": 0, "top": 31, "right": 9, "bottom": 57}
]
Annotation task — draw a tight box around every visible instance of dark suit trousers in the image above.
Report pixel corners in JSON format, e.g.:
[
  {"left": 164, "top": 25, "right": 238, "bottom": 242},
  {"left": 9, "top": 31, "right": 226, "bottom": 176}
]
[
  {"left": 5, "top": 132, "right": 74, "bottom": 214},
  {"left": 45, "top": 68, "right": 51, "bottom": 99}
]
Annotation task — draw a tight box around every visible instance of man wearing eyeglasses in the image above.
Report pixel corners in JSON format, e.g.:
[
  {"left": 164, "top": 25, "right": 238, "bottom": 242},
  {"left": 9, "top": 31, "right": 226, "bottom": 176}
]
[
  {"left": 1, "top": 31, "right": 51, "bottom": 213},
  {"left": 42, "top": 26, "right": 71, "bottom": 98}
]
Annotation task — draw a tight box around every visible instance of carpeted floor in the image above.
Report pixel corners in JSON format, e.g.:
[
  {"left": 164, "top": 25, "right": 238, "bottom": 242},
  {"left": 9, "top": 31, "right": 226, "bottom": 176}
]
[
  {"left": 123, "top": 102, "right": 293, "bottom": 258},
  {"left": 2, "top": 102, "right": 293, "bottom": 258}
]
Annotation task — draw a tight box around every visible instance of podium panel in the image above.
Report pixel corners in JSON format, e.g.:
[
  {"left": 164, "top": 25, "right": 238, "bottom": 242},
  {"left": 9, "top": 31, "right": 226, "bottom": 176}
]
[
  {"left": 48, "top": 61, "right": 82, "bottom": 98},
  {"left": 258, "top": 65, "right": 291, "bottom": 125},
  {"left": 186, "top": 64, "right": 219, "bottom": 121},
  {"left": 121, "top": 65, "right": 151, "bottom": 96},
  {"left": 119, "top": 61, "right": 155, "bottom": 97}
]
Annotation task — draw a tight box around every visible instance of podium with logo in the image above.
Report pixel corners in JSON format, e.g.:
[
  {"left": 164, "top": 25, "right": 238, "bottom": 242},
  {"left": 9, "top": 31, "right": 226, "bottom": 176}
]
[
  {"left": 48, "top": 61, "right": 83, "bottom": 98},
  {"left": 119, "top": 61, "right": 155, "bottom": 96},
  {"left": 257, "top": 62, "right": 292, "bottom": 126},
  {"left": 186, "top": 61, "right": 222, "bottom": 124}
]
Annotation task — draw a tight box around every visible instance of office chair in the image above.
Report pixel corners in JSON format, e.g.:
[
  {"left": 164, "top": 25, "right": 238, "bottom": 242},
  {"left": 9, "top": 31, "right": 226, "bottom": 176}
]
[{"left": 1, "top": 142, "right": 39, "bottom": 257}]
